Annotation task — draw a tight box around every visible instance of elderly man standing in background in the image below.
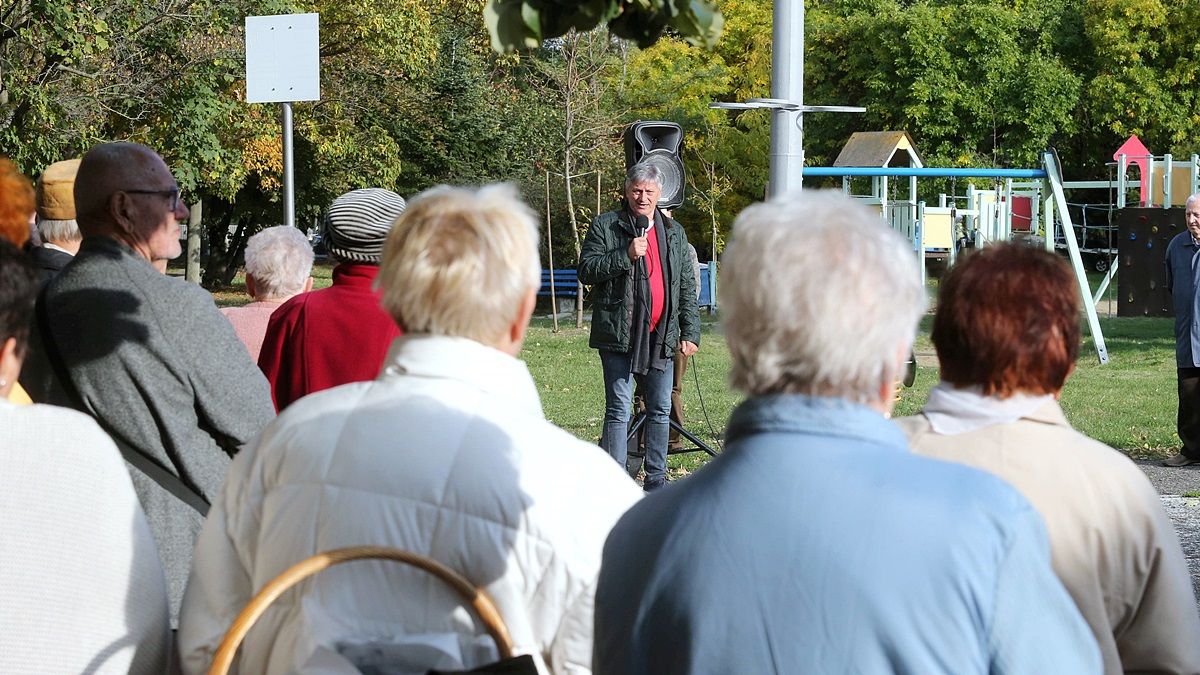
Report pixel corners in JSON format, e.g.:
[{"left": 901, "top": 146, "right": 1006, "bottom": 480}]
[
  {"left": 579, "top": 163, "right": 700, "bottom": 491},
  {"left": 221, "top": 225, "right": 314, "bottom": 362},
  {"left": 20, "top": 141, "right": 276, "bottom": 621},
  {"left": 30, "top": 158, "right": 82, "bottom": 282},
  {"left": 594, "top": 191, "right": 1100, "bottom": 674},
  {"left": 1163, "top": 192, "right": 1200, "bottom": 467}
]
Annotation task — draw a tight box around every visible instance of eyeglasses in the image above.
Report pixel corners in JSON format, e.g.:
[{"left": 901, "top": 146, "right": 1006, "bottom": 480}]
[{"left": 122, "top": 187, "right": 182, "bottom": 212}]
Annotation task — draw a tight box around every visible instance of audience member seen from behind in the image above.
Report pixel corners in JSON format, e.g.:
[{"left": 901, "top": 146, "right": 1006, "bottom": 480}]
[
  {"left": 0, "top": 157, "right": 35, "bottom": 405},
  {"left": 220, "top": 225, "right": 314, "bottom": 361},
  {"left": 180, "top": 184, "right": 642, "bottom": 674},
  {"left": 258, "top": 188, "right": 405, "bottom": 410},
  {"left": 0, "top": 240, "right": 171, "bottom": 674},
  {"left": 30, "top": 158, "right": 82, "bottom": 282},
  {"left": 0, "top": 157, "right": 34, "bottom": 249},
  {"left": 593, "top": 191, "right": 1101, "bottom": 675},
  {"left": 17, "top": 142, "right": 276, "bottom": 622},
  {"left": 897, "top": 242, "right": 1200, "bottom": 673}
]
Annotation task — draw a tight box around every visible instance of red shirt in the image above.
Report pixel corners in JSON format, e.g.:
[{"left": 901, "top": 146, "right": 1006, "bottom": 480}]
[
  {"left": 258, "top": 263, "right": 402, "bottom": 410},
  {"left": 645, "top": 224, "right": 666, "bottom": 331}
]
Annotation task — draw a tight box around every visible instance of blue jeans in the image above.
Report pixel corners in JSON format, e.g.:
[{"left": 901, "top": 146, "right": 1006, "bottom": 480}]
[{"left": 599, "top": 349, "right": 673, "bottom": 485}]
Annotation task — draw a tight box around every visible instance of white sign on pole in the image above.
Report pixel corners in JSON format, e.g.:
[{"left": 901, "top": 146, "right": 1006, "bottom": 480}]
[{"left": 245, "top": 13, "right": 320, "bottom": 103}]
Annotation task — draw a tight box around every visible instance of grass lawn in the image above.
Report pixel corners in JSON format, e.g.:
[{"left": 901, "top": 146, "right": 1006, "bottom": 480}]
[
  {"left": 521, "top": 311, "right": 1182, "bottom": 480},
  {"left": 212, "top": 261, "right": 1182, "bottom": 479}
]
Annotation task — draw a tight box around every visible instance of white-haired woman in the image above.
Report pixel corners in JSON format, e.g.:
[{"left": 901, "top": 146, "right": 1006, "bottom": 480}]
[
  {"left": 180, "top": 184, "right": 641, "bottom": 675},
  {"left": 220, "top": 225, "right": 314, "bottom": 361}
]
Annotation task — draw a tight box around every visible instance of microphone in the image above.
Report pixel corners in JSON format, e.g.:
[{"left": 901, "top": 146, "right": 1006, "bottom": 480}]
[{"left": 636, "top": 214, "right": 649, "bottom": 238}]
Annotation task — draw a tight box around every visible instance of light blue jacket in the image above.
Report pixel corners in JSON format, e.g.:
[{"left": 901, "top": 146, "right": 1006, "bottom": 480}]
[{"left": 594, "top": 394, "right": 1101, "bottom": 675}]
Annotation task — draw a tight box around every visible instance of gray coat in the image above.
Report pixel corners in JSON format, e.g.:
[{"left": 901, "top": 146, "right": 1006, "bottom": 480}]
[{"left": 20, "top": 237, "right": 275, "bottom": 621}]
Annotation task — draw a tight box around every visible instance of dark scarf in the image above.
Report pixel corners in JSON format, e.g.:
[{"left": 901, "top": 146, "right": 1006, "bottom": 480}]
[{"left": 629, "top": 209, "right": 670, "bottom": 375}]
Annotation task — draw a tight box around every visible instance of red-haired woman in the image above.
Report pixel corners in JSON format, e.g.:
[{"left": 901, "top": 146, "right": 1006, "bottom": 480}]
[
  {"left": 897, "top": 242, "right": 1200, "bottom": 674},
  {"left": 0, "top": 157, "right": 34, "bottom": 248},
  {"left": 0, "top": 157, "right": 34, "bottom": 404}
]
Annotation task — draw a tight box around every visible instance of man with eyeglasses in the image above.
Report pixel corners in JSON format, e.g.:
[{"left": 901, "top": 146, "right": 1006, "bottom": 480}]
[{"left": 19, "top": 142, "right": 276, "bottom": 624}]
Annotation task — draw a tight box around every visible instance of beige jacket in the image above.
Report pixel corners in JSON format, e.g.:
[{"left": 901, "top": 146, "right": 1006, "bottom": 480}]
[{"left": 898, "top": 402, "right": 1200, "bottom": 675}]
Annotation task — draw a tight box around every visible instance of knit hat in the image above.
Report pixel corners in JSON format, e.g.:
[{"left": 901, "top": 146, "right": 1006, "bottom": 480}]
[
  {"left": 36, "top": 158, "right": 81, "bottom": 220},
  {"left": 324, "top": 188, "right": 407, "bottom": 264}
]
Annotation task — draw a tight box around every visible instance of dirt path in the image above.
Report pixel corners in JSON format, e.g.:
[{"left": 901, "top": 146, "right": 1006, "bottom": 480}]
[{"left": 1134, "top": 460, "right": 1200, "bottom": 607}]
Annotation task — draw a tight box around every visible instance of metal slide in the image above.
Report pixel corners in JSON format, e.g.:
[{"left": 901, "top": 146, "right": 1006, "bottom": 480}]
[{"left": 1042, "top": 151, "right": 1109, "bottom": 364}]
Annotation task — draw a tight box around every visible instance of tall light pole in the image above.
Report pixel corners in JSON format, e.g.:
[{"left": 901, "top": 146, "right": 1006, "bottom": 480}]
[
  {"left": 769, "top": 0, "right": 805, "bottom": 195},
  {"left": 711, "top": 0, "right": 864, "bottom": 197}
]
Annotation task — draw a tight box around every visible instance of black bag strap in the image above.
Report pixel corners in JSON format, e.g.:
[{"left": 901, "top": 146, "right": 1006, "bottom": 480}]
[{"left": 35, "top": 286, "right": 211, "bottom": 516}]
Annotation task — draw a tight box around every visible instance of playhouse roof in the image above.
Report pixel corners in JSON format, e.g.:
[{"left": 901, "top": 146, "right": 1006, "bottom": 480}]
[{"left": 833, "top": 131, "right": 923, "bottom": 168}]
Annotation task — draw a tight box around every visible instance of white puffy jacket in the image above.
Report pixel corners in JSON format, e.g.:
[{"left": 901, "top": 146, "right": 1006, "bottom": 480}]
[{"left": 178, "top": 335, "right": 642, "bottom": 674}]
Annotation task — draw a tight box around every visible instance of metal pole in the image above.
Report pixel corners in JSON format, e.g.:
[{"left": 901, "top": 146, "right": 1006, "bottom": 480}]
[
  {"left": 1116, "top": 154, "right": 1127, "bottom": 209},
  {"left": 281, "top": 102, "right": 295, "bottom": 228},
  {"left": 802, "top": 167, "right": 1047, "bottom": 178},
  {"left": 186, "top": 200, "right": 202, "bottom": 283},
  {"left": 1192, "top": 154, "right": 1199, "bottom": 198},
  {"left": 768, "top": 0, "right": 804, "bottom": 198},
  {"left": 1043, "top": 151, "right": 1108, "bottom": 364},
  {"left": 546, "top": 170, "right": 557, "bottom": 332},
  {"left": 1165, "top": 153, "right": 1174, "bottom": 208}
]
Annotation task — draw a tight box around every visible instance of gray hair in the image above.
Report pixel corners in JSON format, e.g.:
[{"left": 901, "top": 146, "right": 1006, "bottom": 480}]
[
  {"left": 722, "top": 190, "right": 925, "bottom": 402},
  {"left": 1187, "top": 192, "right": 1200, "bottom": 209},
  {"left": 625, "top": 162, "right": 664, "bottom": 191},
  {"left": 36, "top": 218, "right": 80, "bottom": 244},
  {"left": 243, "top": 225, "right": 314, "bottom": 301}
]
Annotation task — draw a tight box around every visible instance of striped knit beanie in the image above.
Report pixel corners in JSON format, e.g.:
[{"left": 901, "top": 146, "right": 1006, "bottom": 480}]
[{"left": 324, "top": 188, "right": 407, "bottom": 264}]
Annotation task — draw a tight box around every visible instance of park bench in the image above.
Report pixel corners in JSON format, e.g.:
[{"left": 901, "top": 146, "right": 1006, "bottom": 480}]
[
  {"left": 539, "top": 269, "right": 580, "bottom": 299},
  {"left": 540, "top": 265, "right": 717, "bottom": 310}
]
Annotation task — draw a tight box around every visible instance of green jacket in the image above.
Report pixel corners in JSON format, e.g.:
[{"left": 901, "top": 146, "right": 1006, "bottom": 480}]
[{"left": 578, "top": 208, "right": 701, "bottom": 353}]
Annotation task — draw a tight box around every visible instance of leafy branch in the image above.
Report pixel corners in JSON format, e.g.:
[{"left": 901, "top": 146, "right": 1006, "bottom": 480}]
[{"left": 484, "top": 0, "right": 723, "bottom": 53}]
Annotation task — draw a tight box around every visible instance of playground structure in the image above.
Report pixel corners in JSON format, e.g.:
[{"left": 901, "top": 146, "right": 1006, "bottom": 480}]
[{"left": 807, "top": 134, "right": 1200, "bottom": 366}]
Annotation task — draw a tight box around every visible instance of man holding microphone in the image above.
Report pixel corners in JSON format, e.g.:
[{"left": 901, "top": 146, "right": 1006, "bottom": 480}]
[{"left": 579, "top": 163, "right": 701, "bottom": 491}]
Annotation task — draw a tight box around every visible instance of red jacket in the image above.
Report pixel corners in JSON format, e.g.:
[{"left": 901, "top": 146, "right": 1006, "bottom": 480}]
[{"left": 258, "top": 263, "right": 402, "bottom": 410}]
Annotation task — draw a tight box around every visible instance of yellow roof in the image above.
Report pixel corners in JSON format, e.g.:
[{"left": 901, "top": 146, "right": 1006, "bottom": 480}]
[{"left": 832, "top": 131, "right": 923, "bottom": 168}]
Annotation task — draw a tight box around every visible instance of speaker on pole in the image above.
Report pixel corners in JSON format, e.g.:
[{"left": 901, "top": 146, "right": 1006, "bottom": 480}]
[{"left": 625, "top": 121, "right": 686, "bottom": 209}]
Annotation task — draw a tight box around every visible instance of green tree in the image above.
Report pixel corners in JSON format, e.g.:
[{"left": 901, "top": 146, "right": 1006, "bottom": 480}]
[
  {"left": 484, "top": 0, "right": 724, "bottom": 53},
  {"left": 806, "top": 0, "right": 1080, "bottom": 171},
  {"left": 1064, "top": 0, "right": 1200, "bottom": 174},
  {"left": 528, "top": 28, "right": 626, "bottom": 326},
  {"left": 615, "top": 35, "right": 736, "bottom": 254},
  {"left": 611, "top": 0, "right": 771, "bottom": 251}
]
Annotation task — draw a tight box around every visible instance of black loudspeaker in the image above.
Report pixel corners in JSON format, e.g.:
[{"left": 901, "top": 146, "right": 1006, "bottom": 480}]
[
  {"left": 1114, "top": 207, "right": 1183, "bottom": 317},
  {"left": 624, "top": 121, "right": 685, "bottom": 209}
]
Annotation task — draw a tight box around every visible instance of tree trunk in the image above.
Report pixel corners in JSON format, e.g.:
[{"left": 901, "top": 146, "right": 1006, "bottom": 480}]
[
  {"left": 186, "top": 199, "right": 202, "bottom": 283},
  {"left": 564, "top": 147, "right": 584, "bottom": 328},
  {"left": 220, "top": 216, "right": 251, "bottom": 286},
  {"left": 562, "top": 34, "right": 585, "bottom": 329},
  {"left": 201, "top": 204, "right": 235, "bottom": 288},
  {"left": 708, "top": 162, "right": 718, "bottom": 261}
]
